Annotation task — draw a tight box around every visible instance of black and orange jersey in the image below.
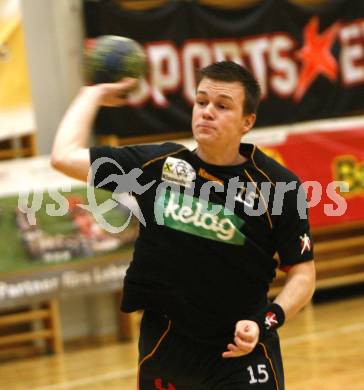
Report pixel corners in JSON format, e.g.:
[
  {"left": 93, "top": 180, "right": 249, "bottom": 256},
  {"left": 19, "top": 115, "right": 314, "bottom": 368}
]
[{"left": 90, "top": 142, "right": 314, "bottom": 343}]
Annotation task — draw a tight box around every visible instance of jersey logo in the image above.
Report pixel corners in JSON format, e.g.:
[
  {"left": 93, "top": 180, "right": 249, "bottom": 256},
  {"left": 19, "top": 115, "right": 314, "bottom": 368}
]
[
  {"left": 234, "top": 184, "right": 259, "bottom": 209},
  {"left": 162, "top": 157, "right": 196, "bottom": 188},
  {"left": 155, "top": 189, "right": 246, "bottom": 245},
  {"left": 300, "top": 233, "right": 311, "bottom": 254},
  {"left": 264, "top": 312, "right": 278, "bottom": 330}
]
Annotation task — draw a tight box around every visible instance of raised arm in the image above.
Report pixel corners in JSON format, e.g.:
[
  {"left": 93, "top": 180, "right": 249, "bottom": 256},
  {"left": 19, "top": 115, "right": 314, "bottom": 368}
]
[{"left": 51, "top": 78, "right": 137, "bottom": 181}]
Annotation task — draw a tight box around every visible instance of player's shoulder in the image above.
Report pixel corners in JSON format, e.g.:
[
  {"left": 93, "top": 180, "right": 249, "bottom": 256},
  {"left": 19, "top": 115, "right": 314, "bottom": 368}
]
[
  {"left": 251, "top": 145, "right": 301, "bottom": 183},
  {"left": 90, "top": 141, "right": 190, "bottom": 170},
  {"left": 138, "top": 141, "right": 190, "bottom": 167},
  {"left": 146, "top": 141, "right": 188, "bottom": 155}
]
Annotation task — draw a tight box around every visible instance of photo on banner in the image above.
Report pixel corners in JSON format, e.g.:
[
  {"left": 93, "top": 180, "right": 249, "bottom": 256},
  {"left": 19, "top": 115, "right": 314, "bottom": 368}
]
[{"left": 0, "top": 157, "right": 139, "bottom": 309}]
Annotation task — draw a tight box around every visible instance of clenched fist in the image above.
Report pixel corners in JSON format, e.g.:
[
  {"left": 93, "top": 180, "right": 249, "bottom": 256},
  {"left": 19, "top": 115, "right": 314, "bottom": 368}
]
[{"left": 222, "top": 320, "right": 260, "bottom": 358}]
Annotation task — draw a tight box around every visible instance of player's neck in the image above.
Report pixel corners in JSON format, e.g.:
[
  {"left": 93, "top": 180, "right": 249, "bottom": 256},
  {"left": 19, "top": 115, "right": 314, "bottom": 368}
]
[{"left": 195, "top": 146, "right": 247, "bottom": 166}]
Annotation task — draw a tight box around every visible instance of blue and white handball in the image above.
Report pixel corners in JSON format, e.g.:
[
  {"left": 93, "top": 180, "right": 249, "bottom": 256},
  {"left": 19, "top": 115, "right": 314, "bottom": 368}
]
[{"left": 84, "top": 35, "right": 147, "bottom": 84}]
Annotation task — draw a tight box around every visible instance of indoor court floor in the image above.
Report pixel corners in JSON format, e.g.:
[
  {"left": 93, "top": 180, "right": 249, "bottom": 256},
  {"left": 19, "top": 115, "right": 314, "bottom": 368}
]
[{"left": 1, "top": 290, "right": 364, "bottom": 390}]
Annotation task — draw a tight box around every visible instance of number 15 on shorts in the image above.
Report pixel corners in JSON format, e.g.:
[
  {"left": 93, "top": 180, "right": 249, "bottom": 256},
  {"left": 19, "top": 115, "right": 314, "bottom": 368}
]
[{"left": 247, "top": 364, "right": 269, "bottom": 384}]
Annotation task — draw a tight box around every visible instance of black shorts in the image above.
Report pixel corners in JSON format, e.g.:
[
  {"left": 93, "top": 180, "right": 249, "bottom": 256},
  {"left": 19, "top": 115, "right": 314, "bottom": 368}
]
[{"left": 138, "top": 311, "right": 284, "bottom": 390}]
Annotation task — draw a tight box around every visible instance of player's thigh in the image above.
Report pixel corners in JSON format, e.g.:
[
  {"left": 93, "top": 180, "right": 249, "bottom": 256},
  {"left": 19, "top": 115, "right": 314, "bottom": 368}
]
[
  {"left": 138, "top": 311, "right": 197, "bottom": 390},
  {"left": 138, "top": 311, "right": 173, "bottom": 389},
  {"left": 138, "top": 311, "right": 170, "bottom": 360},
  {"left": 139, "top": 311, "right": 220, "bottom": 390}
]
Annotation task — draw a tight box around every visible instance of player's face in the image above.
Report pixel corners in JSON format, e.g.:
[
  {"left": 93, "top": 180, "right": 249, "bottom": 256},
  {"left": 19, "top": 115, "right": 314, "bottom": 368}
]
[{"left": 192, "top": 78, "right": 255, "bottom": 149}]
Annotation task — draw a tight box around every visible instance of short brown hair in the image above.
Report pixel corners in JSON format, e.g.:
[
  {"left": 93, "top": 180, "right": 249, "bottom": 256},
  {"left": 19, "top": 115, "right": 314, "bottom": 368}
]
[{"left": 197, "top": 61, "right": 261, "bottom": 115}]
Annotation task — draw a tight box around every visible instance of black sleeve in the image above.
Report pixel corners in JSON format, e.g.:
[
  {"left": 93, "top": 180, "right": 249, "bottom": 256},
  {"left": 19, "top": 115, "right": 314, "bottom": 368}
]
[
  {"left": 89, "top": 142, "right": 182, "bottom": 192},
  {"left": 272, "top": 180, "right": 314, "bottom": 267}
]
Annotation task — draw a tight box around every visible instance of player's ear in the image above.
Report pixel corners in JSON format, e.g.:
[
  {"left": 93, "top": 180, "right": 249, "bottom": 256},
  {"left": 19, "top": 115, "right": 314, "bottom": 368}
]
[{"left": 241, "top": 113, "right": 256, "bottom": 135}]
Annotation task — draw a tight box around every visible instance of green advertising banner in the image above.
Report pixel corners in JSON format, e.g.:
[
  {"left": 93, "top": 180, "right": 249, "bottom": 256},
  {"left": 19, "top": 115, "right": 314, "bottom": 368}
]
[{"left": 0, "top": 156, "right": 137, "bottom": 308}]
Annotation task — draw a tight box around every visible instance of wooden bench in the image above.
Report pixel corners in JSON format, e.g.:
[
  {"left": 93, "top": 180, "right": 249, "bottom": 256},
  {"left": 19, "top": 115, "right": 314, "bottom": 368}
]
[
  {"left": 269, "top": 221, "right": 364, "bottom": 296},
  {"left": 0, "top": 299, "right": 63, "bottom": 360}
]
